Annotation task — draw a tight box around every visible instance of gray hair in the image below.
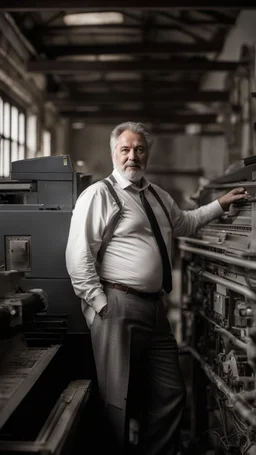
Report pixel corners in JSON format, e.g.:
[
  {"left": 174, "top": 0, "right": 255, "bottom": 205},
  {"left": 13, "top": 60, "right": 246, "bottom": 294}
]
[{"left": 110, "top": 122, "right": 154, "bottom": 155}]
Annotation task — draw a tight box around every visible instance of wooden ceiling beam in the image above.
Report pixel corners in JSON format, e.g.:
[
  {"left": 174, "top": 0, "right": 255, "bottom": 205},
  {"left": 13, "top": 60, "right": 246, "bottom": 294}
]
[
  {"left": 27, "top": 59, "right": 245, "bottom": 73},
  {"left": 0, "top": 2, "right": 250, "bottom": 11},
  {"left": 151, "top": 129, "right": 224, "bottom": 136},
  {"left": 32, "top": 19, "right": 235, "bottom": 37},
  {"left": 60, "top": 110, "right": 218, "bottom": 124},
  {"left": 38, "top": 42, "right": 222, "bottom": 57},
  {"left": 60, "top": 80, "right": 200, "bottom": 91},
  {"left": 46, "top": 90, "right": 229, "bottom": 104}
]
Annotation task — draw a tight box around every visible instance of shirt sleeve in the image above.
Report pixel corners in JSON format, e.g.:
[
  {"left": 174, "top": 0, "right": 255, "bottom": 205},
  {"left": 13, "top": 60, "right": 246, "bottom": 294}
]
[
  {"left": 65, "top": 183, "right": 115, "bottom": 313},
  {"left": 168, "top": 195, "right": 224, "bottom": 238}
]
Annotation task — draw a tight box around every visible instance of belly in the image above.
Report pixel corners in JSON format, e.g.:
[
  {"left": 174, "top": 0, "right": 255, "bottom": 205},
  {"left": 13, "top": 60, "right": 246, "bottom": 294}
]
[{"left": 101, "top": 238, "right": 163, "bottom": 292}]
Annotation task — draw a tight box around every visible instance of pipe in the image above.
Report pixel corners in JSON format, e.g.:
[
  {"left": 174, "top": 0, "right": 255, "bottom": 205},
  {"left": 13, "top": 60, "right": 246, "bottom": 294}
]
[
  {"left": 206, "top": 182, "right": 256, "bottom": 189},
  {"left": 198, "top": 311, "right": 248, "bottom": 351},
  {"left": 182, "top": 346, "right": 256, "bottom": 427},
  {"left": 198, "top": 310, "right": 221, "bottom": 327},
  {"left": 179, "top": 242, "right": 256, "bottom": 271},
  {"left": 247, "top": 444, "right": 256, "bottom": 455},
  {"left": 215, "top": 327, "right": 248, "bottom": 351},
  {"left": 237, "top": 390, "right": 256, "bottom": 401},
  {"left": 188, "top": 266, "right": 256, "bottom": 302}
]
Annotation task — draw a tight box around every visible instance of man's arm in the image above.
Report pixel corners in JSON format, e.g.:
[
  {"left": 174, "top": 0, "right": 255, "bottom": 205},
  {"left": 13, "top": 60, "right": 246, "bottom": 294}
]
[
  {"left": 65, "top": 183, "right": 114, "bottom": 315},
  {"left": 169, "top": 187, "right": 248, "bottom": 238}
]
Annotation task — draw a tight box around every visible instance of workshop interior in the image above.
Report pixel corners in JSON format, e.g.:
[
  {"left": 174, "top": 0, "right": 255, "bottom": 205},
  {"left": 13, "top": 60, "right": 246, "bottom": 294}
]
[{"left": 2, "top": 2, "right": 256, "bottom": 454}]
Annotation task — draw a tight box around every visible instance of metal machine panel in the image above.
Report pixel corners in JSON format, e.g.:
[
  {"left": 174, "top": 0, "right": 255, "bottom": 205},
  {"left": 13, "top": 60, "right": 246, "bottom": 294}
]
[
  {"left": 11, "top": 155, "right": 73, "bottom": 177},
  {"left": 0, "top": 210, "right": 71, "bottom": 278},
  {"left": 37, "top": 181, "right": 73, "bottom": 207},
  {"left": 20, "top": 279, "right": 87, "bottom": 334},
  {"left": 5, "top": 236, "right": 31, "bottom": 271}
]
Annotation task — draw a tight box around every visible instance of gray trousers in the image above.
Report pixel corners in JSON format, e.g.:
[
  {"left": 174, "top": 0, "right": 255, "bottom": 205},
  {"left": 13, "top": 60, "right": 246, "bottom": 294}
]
[{"left": 90, "top": 287, "right": 186, "bottom": 455}]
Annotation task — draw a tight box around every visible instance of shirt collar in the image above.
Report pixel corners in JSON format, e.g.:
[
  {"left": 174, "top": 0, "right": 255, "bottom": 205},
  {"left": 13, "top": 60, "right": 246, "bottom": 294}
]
[{"left": 112, "top": 168, "right": 150, "bottom": 192}]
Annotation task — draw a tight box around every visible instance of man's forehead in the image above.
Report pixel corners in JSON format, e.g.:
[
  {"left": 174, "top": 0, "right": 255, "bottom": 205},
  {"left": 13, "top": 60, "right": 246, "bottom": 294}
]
[{"left": 118, "top": 130, "right": 146, "bottom": 145}]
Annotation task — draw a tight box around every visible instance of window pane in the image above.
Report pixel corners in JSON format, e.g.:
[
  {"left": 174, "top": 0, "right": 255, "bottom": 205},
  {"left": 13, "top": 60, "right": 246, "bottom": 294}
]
[
  {"left": 0, "top": 97, "right": 3, "bottom": 135},
  {"left": 19, "top": 113, "right": 25, "bottom": 144},
  {"left": 11, "top": 142, "right": 18, "bottom": 162},
  {"left": 3, "top": 140, "right": 10, "bottom": 177},
  {"left": 43, "top": 131, "right": 51, "bottom": 156},
  {"left": 4, "top": 103, "right": 10, "bottom": 138},
  {"left": 19, "top": 144, "right": 25, "bottom": 161},
  {"left": 27, "top": 115, "right": 37, "bottom": 158},
  {"left": 11, "top": 106, "right": 18, "bottom": 141},
  {"left": 0, "top": 138, "right": 3, "bottom": 177}
]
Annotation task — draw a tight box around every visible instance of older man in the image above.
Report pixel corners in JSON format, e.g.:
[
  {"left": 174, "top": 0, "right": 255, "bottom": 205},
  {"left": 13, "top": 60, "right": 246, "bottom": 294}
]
[{"left": 65, "top": 121, "right": 247, "bottom": 455}]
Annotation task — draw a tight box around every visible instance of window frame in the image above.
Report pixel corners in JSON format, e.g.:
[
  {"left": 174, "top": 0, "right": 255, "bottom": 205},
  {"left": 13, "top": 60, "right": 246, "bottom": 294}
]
[{"left": 0, "top": 92, "right": 26, "bottom": 178}]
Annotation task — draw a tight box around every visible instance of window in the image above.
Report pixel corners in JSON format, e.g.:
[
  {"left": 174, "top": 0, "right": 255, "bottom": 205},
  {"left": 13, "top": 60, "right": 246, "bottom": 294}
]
[
  {"left": 42, "top": 130, "right": 51, "bottom": 157},
  {"left": 26, "top": 114, "right": 37, "bottom": 159},
  {"left": 0, "top": 95, "right": 26, "bottom": 178},
  {"left": 19, "top": 113, "right": 25, "bottom": 160}
]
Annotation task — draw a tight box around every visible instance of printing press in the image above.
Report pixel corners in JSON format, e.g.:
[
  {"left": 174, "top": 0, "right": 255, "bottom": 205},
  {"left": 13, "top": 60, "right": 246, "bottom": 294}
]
[
  {"left": 0, "top": 156, "right": 98, "bottom": 454},
  {"left": 0, "top": 154, "right": 92, "bottom": 334},
  {"left": 178, "top": 156, "right": 256, "bottom": 455}
]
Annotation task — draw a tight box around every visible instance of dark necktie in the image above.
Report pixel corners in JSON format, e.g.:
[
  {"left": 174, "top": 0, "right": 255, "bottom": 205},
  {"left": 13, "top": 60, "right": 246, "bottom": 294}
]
[{"left": 140, "top": 190, "right": 172, "bottom": 293}]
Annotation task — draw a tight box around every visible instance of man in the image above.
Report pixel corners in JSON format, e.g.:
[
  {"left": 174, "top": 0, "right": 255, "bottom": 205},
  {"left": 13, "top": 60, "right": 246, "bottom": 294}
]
[{"left": 65, "top": 121, "right": 247, "bottom": 455}]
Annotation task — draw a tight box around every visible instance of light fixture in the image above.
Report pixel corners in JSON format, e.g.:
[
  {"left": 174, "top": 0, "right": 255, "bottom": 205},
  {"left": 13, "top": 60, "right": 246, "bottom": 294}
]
[
  {"left": 76, "top": 160, "right": 85, "bottom": 167},
  {"left": 185, "top": 124, "right": 202, "bottom": 135},
  {"left": 230, "top": 113, "right": 238, "bottom": 125},
  {"left": 63, "top": 12, "right": 124, "bottom": 26},
  {"left": 217, "top": 114, "right": 224, "bottom": 124},
  {"left": 76, "top": 106, "right": 99, "bottom": 112},
  {"left": 72, "top": 122, "right": 85, "bottom": 129}
]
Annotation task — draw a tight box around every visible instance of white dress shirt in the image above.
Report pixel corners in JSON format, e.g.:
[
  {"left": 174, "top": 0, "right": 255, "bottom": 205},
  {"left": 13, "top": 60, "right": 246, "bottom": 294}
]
[{"left": 65, "top": 168, "right": 223, "bottom": 327}]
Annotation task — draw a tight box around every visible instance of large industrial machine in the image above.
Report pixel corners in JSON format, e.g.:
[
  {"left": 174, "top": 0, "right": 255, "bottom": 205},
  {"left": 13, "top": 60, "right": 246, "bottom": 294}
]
[
  {"left": 0, "top": 157, "right": 100, "bottom": 454},
  {"left": 0, "top": 155, "right": 91, "bottom": 334},
  {"left": 178, "top": 156, "right": 256, "bottom": 454}
]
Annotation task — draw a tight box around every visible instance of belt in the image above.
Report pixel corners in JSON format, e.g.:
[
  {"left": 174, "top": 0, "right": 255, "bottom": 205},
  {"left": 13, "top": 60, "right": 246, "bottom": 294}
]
[{"left": 100, "top": 280, "right": 163, "bottom": 301}]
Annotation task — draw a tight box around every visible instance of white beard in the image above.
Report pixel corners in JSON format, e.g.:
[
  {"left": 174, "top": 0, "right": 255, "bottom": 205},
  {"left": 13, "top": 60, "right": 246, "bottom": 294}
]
[{"left": 114, "top": 162, "right": 144, "bottom": 182}]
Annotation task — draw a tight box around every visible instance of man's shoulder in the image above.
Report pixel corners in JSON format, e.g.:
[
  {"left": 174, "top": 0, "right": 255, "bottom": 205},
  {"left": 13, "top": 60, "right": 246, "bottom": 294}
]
[{"left": 77, "top": 178, "right": 112, "bottom": 201}]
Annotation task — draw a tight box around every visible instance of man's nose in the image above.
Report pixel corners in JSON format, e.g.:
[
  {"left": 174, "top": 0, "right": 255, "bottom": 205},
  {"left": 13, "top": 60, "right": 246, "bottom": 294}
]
[{"left": 128, "top": 149, "right": 137, "bottom": 160}]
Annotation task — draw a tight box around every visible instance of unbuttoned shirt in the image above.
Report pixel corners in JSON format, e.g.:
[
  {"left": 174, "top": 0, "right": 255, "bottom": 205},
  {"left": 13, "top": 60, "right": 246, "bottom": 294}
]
[{"left": 65, "top": 169, "right": 224, "bottom": 327}]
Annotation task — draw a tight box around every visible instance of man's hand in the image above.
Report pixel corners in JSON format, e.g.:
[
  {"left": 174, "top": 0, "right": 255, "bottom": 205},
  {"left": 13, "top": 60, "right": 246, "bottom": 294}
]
[
  {"left": 218, "top": 187, "right": 248, "bottom": 212},
  {"left": 98, "top": 304, "right": 108, "bottom": 318}
]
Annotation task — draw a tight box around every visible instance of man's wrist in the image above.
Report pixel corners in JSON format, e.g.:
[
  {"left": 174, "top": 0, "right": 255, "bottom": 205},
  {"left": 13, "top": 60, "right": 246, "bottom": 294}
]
[
  {"left": 88, "top": 292, "right": 107, "bottom": 313},
  {"left": 98, "top": 304, "right": 108, "bottom": 317}
]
